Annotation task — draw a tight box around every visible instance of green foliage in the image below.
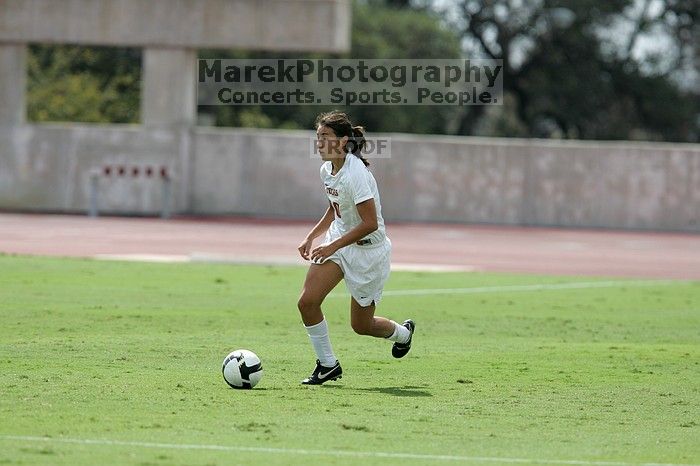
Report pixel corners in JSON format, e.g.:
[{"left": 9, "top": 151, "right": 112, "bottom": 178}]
[
  {"left": 450, "top": 0, "right": 699, "bottom": 141},
  {"left": 27, "top": 45, "right": 140, "bottom": 124},
  {"left": 352, "top": 1, "right": 461, "bottom": 59},
  {"left": 343, "top": 1, "right": 463, "bottom": 135}
]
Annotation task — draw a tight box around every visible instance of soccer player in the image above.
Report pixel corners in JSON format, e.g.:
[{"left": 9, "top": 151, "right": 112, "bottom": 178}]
[{"left": 297, "top": 111, "right": 415, "bottom": 385}]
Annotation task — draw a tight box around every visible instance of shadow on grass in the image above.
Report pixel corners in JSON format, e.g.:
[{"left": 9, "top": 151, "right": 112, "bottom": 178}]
[{"left": 325, "top": 385, "right": 432, "bottom": 397}]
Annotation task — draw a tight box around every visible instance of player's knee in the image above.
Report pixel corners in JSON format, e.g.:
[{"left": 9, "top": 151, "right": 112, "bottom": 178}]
[{"left": 297, "top": 294, "right": 320, "bottom": 314}]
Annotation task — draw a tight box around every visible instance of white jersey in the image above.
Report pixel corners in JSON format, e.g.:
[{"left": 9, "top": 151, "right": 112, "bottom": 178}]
[{"left": 320, "top": 153, "right": 386, "bottom": 246}]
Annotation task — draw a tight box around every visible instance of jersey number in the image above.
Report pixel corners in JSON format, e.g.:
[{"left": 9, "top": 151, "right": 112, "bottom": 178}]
[{"left": 331, "top": 202, "right": 341, "bottom": 218}]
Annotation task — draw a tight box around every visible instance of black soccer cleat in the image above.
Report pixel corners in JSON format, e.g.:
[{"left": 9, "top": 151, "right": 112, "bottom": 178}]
[
  {"left": 301, "top": 359, "right": 343, "bottom": 385},
  {"left": 392, "top": 319, "right": 415, "bottom": 358}
]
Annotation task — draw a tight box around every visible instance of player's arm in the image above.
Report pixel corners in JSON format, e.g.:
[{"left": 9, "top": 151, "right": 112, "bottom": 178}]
[
  {"left": 307, "top": 203, "right": 335, "bottom": 240},
  {"left": 298, "top": 204, "right": 334, "bottom": 260},
  {"left": 329, "top": 198, "right": 378, "bottom": 250}
]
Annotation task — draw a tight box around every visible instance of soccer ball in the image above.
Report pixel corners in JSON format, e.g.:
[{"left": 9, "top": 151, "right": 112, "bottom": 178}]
[{"left": 222, "top": 349, "right": 263, "bottom": 389}]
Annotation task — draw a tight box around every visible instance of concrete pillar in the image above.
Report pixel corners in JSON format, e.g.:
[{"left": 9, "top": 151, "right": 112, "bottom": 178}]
[
  {"left": 0, "top": 44, "right": 27, "bottom": 126},
  {"left": 141, "top": 47, "right": 196, "bottom": 127},
  {"left": 141, "top": 47, "right": 197, "bottom": 214}
]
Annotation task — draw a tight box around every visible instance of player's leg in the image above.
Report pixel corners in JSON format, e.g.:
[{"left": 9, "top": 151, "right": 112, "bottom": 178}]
[
  {"left": 350, "top": 297, "right": 415, "bottom": 358},
  {"left": 346, "top": 239, "right": 415, "bottom": 356},
  {"left": 298, "top": 261, "right": 343, "bottom": 326},
  {"left": 349, "top": 297, "right": 393, "bottom": 337},
  {"left": 297, "top": 261, "right": 344, "bottom": 384}
]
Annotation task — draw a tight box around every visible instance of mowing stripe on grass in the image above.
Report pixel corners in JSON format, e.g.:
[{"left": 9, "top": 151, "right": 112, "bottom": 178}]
[
  {"left": 0, "top": 435, "right": 696, "bottom": 466},
  {"left": 327, "top": 279, "right": 687, "bottom": 298}
]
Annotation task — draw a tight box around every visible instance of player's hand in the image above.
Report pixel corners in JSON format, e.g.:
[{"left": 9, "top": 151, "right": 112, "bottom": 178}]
[
  {"left": 298, "top": 237, "right": 313, "bottom": 260},
  {"left": 310, "top": 242, "right": 337, "bottom": 263}
]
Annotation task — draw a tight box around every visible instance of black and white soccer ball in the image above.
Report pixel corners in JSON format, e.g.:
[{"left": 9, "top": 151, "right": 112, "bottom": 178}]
[{"left": 222, "top": 349, "right": 263, "bottom": 389}]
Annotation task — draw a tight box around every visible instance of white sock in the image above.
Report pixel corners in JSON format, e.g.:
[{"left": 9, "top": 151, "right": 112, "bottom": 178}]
[
  {"left": 386, "top": 321, "right": 410, "bottom": 344},
  {"left": 305, "top": 318, "right": 338, "bottom": 367}
]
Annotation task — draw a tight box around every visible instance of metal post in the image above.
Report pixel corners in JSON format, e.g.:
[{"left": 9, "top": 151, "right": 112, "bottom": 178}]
[
  {"left": 161, "top": 175, "right": 172, "bottom": 219},
  {"left": 88, "top": 170, "right": 99, "bottom": 217}
]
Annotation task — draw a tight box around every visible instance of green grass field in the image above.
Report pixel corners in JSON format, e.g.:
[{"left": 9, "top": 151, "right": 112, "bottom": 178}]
[{"left": 0, "top": 254, "right": 698, "bottom": 466}]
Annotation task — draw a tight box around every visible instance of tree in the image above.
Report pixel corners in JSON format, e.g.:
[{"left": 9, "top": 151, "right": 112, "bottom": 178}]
[
  {"left": 27, "top": 45, "right": 140, "bottom": 124},
  {"left": 439, "top": 0, "right": 698, "bottom": 141}
]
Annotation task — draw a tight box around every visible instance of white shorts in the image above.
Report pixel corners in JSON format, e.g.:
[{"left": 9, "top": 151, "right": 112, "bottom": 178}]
[{"left": 324, "top": 234, "right": 392, "bottom": 307}]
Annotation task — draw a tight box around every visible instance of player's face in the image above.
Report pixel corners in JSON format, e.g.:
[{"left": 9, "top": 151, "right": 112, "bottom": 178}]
[{"left": 316, "top": 126, "right": 348, "bottom": 161}]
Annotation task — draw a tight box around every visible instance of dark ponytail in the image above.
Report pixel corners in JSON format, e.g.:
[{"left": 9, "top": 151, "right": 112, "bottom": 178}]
[{"left": 315, "top": 111, "right": 370, "bottom": 166}]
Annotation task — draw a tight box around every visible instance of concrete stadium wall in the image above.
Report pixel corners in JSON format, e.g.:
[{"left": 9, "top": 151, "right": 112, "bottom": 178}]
[
  {"left": 0, "top": 124, "right": 189, "bottom": 214},
  {"left": 193, "top": 128, "right": 327, "bottom": 218},
  {"left": 1, "top": 123, "right": 698, "bottom": 232},
  {"left": 377, "top": 135, "right": 700, "bottom": 231}
]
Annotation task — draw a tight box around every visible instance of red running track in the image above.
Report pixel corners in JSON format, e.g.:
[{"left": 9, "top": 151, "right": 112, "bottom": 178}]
[{"left": 1, "top": 213, "right": 698, "bottom": 280}]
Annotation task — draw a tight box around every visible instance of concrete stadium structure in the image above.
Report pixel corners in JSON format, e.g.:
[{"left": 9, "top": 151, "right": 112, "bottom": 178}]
[{"left": 1, "top": 0, "right": 698, "bottom": 231}]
